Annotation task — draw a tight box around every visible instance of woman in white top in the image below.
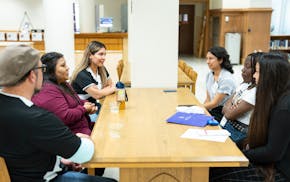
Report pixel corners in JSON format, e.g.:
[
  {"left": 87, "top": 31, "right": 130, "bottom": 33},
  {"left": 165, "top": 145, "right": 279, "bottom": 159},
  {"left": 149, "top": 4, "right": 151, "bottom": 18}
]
[
  {"left": 220, "top": 52, "right": 263, "bottom": 147},
  {"left": 204, "top": 46, "right": 236, "bottom": 121}
]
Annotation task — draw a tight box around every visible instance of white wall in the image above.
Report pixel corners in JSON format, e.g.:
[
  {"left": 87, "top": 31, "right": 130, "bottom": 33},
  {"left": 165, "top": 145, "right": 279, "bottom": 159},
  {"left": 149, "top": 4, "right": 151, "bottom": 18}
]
[
  {"left": 0, "top": 0, "right": 127, "bottom": 32},
  {"left": 128, "top": 0, "right": 179, "bottom": 88},
  {"left": 222, "top": 0, "right": 249, "bottom": 9},
  {"left": 249, "top": 0, "right": 272, "bottom": 8},
  {"left": 210, "top": 0, "right": 222, "bottom": 9},
  {"left": 0, "top": 0, "right": 44, "bottom": 30},
  {"left": 79, "top": 0, "right": 96, "bottom": 32},
  {"left": 210, "top": 0, "right": 271, "bottom": 9},
  {"left": 43, "top": 0, "right": 75, "bottom": 76}
]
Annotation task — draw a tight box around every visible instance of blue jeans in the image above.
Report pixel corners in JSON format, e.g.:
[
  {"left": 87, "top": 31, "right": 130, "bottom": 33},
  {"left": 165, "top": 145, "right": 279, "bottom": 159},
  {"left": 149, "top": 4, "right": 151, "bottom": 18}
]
[
  {"left": 223, "top": 122, "right": 246, "bottom": 144},
  {"left": 52, "top": 171, "right": 117, "bottom": 182}
]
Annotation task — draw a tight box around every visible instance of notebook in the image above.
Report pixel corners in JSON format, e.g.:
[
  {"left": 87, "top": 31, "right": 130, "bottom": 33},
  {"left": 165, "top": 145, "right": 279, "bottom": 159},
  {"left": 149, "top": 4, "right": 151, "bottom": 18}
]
[{"left": 166, "top": 112, "right": 213, "bottom": 127}]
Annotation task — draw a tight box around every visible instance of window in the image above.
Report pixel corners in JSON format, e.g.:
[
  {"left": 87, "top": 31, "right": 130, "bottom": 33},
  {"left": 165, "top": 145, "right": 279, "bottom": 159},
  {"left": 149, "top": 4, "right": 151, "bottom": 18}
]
[{"left": 271, "top": 0, "right": 290, "bottom": 35}]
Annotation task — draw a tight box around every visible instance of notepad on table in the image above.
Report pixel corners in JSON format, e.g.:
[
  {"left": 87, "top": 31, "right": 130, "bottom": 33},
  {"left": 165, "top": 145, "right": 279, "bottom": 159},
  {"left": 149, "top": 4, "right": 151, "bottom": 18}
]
[
  {"left": 181, "top": 128, "right": 230, "bottom": 142},
  {"left": 166, "top": 112, "right": 213, "bottom": 127}
]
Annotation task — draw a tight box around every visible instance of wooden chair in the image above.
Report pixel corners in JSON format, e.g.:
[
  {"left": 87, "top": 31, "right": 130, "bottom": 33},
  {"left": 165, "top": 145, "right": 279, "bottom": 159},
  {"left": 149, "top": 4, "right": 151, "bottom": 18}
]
[
  {"left": 0, "top": 157, "right": 11, "bottom": 182},
  {"left": 116, "top": 59, "right": 124, "bottom": 80},
  {"left": 178, "top": 59, "right": 186, "bottom": 70},
  {"left": 187, "top": 69, "right": 198, "bottom": 94},
  {"left": 183, "top": 65, "right": 193, "bottom": 76}
]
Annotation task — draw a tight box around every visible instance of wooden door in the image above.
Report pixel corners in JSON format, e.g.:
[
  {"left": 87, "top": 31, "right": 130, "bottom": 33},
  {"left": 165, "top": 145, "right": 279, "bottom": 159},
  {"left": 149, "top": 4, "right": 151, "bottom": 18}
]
[
  {"left": 179, "top": 5, "right": 195, "bottom": 55},
  {"left": 243, "top": 10, "right": 272, "bottom": 60}
]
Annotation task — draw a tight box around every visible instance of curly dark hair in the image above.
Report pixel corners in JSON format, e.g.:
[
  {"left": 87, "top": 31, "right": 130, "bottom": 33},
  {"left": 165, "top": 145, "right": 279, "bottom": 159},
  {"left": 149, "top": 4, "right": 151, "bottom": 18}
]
[{"left": 208, "top": 46, "right": 234, "bottom": 73}]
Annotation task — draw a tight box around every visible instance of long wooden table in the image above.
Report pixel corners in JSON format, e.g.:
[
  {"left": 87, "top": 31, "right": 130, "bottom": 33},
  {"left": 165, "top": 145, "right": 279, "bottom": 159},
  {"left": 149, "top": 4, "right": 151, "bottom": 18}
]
[
  {"left": 84, "top": 88, "right": 248, "bottom": 182},
  {"left": 120, "top": 63, "right": 193, "bottom": 88}
]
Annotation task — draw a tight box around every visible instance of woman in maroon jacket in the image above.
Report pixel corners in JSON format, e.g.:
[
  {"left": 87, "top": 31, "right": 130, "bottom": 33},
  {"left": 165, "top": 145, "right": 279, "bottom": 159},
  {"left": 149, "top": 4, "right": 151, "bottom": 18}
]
[{"left": 32, "top": 52, "right": 97, "bottom": 135}]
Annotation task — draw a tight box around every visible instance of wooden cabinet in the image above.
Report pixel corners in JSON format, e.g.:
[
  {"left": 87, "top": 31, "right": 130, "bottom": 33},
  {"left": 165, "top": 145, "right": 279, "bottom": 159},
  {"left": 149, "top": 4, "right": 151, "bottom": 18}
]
[
  {"left": 209, "top": 8, "right": 272, "bottom": 64},
  {"left": 33, "top": 41, "right": 45, "bottom": 50},
  {"left": 74, "top": 33, "right": 128, "bottom": 51},
  {"left": 0, "top": 31, "right": 128, "bottom": 52}
]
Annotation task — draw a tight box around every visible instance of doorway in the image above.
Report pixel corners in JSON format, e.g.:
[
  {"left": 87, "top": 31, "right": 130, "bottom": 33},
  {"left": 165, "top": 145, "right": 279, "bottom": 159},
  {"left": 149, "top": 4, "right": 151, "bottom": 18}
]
[{"left": 178, "top": 5, "right": 195, "bottom": 55}]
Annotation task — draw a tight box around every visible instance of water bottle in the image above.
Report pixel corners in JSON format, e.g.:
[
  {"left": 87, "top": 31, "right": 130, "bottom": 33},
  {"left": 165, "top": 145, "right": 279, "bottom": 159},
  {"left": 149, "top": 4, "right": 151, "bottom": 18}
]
[{"left": 116, "top": 81, "right": 126, "bottom": 110}]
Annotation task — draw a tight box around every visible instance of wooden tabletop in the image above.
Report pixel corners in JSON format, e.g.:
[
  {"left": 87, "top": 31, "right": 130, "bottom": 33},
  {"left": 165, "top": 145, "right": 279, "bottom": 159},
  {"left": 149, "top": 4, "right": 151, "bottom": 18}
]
[
  {"left": 120, "top": 63, "right": 193, "bottom": 88},
  {"left": 84, "top": 88, "right": 248, "bottom": 168}
]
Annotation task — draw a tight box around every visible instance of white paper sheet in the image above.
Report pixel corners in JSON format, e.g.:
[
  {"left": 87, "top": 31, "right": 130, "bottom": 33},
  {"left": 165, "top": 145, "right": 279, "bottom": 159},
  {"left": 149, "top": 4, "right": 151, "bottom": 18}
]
[
  {"left": 176, "top": 106, "right": 205, "bottom": 114},
  {"left": 180, "top": 128, "right": 230, "bottom": 142}
]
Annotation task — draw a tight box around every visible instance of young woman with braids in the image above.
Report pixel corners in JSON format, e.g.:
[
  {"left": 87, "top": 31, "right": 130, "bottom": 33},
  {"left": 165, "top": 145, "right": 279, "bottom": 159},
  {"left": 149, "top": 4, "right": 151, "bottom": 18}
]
[
  {"left": 220, "top": 52, "right": 263, "bottom": 147},
  {"left": 204, "top": 46, "right": 236, "bottom": 121},
  {"left": 210, "top": 52, "right": 290, "bottom": 182}
]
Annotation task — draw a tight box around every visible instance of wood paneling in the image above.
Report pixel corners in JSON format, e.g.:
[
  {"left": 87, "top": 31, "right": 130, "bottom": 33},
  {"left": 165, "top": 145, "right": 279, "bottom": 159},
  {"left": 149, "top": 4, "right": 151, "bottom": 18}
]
[
  {"left": 75, "top": 33, "right": 128, "bottom": 51},
  {"left": 33, "top": 41, "right": 45, "bottom": 50},
  {"left": 242, "top": 11, "right": 272, "bottom": 60},
  {"left": 209, "top": 8, "right": 272, "bottom": 64},
  {"left": 0, "top": 32, "right": 127, "bottom": 52},
  {"left": 120, "top": 167, "right": 207, "bottom": 182}
]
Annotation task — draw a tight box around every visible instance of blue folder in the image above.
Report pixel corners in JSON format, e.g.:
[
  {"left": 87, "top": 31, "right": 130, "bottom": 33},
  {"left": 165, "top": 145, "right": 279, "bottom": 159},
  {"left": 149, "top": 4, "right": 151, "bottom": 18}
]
[{"left": 166, "top": 112, "right": 214, "bottom": 127}]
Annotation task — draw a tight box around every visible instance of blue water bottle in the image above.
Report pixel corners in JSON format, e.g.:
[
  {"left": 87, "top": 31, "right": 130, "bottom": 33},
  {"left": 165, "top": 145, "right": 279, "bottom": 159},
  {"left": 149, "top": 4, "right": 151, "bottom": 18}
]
[{"left": 116, "top": 81, "right": 126, "bottom": 110}]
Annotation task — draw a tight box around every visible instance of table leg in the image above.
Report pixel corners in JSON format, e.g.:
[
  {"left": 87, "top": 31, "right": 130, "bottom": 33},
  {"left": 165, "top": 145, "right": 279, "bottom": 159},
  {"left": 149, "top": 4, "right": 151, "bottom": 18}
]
[{"left": 87, "top": 168, "right": 95, "bottom": 176}]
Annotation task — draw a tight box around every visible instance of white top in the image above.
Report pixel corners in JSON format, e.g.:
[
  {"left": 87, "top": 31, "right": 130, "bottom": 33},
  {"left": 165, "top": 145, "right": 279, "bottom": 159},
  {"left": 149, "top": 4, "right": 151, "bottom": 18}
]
[
  {"left": 206, "top": 69, "right": 236, "bottom": 107},
  {"left": 86, "top": 67, "right": 102, "bottom": 89},
  {"left": 221, "top": 82, "right": 256, "bottom": 125},
  {"left": 235, "top": 83, "right": 256, "bottom": 125}
]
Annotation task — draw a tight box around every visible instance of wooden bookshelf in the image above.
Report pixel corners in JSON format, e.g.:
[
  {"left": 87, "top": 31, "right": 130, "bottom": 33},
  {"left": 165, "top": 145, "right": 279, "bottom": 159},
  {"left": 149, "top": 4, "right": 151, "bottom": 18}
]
[
  {"left": 270, "top": 35, "right": 290, "bottom": 52},
  {"left": 0, "top": 31, "right": 44, "bottom": 50}
]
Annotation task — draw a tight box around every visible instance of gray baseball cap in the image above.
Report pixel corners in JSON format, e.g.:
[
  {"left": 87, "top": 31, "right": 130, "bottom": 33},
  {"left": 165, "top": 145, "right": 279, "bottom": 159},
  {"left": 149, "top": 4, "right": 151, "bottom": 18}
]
[{"left": 0, "top": 45, "right": 40, "bottom": 86}]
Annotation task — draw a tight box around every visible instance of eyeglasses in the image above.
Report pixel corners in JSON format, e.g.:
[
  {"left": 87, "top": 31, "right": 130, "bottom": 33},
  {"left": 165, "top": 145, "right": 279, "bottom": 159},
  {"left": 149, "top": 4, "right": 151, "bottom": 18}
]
[{"left": 33, "top": 64, "right": 47, "bottom": 73}]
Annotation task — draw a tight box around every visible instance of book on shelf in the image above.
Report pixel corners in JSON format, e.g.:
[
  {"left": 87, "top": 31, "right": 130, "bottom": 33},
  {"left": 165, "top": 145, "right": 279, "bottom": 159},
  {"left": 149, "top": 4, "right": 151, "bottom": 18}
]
[{"left": 270, "top": 39, "right": 290, "bottom": 50}]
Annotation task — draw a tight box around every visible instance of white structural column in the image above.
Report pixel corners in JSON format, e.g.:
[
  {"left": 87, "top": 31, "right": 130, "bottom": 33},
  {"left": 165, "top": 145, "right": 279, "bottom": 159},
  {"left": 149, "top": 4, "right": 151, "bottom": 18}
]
[
  {"left": 42, "top": 0, "right": 75, "bottom": 76},
  {"left": 79, "top": 0, "right": 96, "bottom": 32},
  {"left": 128, "top": 0, "right": 179, "bottom": 88}
]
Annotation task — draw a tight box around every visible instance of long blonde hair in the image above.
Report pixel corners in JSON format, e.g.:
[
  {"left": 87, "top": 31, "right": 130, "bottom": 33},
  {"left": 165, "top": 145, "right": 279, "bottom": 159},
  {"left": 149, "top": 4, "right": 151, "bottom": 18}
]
[{"left": 71, "top": 41, "right": 108, "bottom": 87}]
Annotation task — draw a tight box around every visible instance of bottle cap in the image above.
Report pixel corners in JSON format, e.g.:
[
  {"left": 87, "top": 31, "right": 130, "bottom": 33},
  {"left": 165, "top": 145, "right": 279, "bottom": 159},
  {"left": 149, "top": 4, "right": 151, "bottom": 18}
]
[{"left": 116, "top": 81, "right": 125, "bottom": 89}]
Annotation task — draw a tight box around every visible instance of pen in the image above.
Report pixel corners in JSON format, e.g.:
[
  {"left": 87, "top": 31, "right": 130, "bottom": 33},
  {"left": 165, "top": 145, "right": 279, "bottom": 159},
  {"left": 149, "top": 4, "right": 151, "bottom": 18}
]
[
  {"left": 163, "top": 89, "right": 177, "bottom": 92},
  {"left": 178, "top": 104, "right": 196, "bottom": 107}
]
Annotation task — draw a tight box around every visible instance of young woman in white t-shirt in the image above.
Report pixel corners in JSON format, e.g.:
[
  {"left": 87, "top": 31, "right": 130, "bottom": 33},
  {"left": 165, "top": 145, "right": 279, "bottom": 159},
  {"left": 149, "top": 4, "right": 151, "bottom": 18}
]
[{"left": 220, "top": 52, "right": 263, "bottom": 147}]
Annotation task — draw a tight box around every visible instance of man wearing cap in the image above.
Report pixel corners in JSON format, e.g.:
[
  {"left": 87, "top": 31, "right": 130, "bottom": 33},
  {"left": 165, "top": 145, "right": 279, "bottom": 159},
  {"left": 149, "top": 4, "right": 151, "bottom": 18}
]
[{"left": 0, "top": 45, "right": 116, "bottom": 182}]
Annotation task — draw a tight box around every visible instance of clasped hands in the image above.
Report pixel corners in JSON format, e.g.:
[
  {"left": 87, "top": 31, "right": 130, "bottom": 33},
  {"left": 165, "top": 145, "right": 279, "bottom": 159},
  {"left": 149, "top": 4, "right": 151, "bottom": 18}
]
[{"left": 83, "top": 102, "right": 98, "bottom": 114}]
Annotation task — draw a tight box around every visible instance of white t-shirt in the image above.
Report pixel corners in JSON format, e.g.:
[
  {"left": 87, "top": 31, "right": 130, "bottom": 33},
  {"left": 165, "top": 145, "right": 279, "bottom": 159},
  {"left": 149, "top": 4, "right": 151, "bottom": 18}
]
[{"left": 221, "top": 82, "right": 256, "bottom": 125}]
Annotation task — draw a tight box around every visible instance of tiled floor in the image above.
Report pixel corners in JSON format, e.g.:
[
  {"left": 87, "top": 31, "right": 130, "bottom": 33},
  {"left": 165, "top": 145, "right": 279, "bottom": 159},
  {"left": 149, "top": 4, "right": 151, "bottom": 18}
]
[{"left": 92, "top": 53, "right": 244, "bottom": 181}]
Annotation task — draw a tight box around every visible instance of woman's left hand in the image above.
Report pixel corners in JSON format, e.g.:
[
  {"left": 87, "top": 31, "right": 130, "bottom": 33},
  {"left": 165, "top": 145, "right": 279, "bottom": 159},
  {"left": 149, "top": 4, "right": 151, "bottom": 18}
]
[
  {"left": 84, "top": 102, "right": 97, "bottom": 114},
  {"left": 61, "top": 158, "right": 83, "bottom": 172}
]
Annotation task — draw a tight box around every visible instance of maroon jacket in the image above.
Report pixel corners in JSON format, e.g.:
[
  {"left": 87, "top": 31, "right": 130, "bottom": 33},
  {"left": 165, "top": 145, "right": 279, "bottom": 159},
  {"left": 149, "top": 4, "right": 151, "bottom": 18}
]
[{"left": 32, "top": 82, "right": 91, "bottom": 135}]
